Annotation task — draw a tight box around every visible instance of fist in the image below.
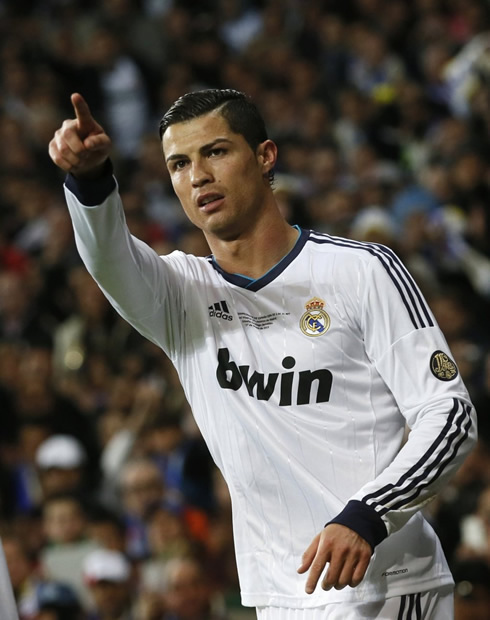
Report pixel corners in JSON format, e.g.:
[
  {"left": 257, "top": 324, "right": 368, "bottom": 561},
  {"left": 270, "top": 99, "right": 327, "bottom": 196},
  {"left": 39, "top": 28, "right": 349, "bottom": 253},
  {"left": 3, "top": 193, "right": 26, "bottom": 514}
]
[{"left": 48, "top": 93, "right": 112, "bottom": 177}]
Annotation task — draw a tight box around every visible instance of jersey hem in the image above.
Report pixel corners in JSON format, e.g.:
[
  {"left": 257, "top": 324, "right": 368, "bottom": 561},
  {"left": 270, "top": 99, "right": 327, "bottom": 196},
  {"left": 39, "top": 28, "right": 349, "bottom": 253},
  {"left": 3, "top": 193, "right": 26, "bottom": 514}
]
[{"left": 239, "top": 574, "right": 454, "bottom": 608}]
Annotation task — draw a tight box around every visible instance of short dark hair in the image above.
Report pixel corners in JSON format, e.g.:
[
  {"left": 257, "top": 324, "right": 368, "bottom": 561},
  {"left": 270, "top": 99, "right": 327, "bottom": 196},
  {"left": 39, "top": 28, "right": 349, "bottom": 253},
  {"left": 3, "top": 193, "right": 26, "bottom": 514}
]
[{"left": 159, "top": 88, "right": 269, "bottom": 153}]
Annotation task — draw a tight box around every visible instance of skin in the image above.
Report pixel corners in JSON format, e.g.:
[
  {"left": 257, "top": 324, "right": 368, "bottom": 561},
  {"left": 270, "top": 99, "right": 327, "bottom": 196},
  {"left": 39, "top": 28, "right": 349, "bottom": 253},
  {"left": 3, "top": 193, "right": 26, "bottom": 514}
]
[
  {"left": 162, "top": 110, "right": 298, "bottom": 277},
  {"left": 48, "top": 93, "right": 372, "bottom": 593}
]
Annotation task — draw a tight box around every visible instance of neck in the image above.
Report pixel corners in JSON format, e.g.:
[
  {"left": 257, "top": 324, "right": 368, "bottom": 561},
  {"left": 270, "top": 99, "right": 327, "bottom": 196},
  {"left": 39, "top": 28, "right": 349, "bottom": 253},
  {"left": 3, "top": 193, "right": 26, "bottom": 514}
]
[{"left": 207, "top": 215, "right": 299, "bottom": 280}]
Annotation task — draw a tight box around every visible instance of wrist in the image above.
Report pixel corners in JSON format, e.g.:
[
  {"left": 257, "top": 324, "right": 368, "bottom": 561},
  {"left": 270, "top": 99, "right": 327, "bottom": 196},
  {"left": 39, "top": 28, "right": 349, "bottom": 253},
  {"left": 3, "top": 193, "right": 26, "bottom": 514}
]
[
  {"left": 326, "top": 500, "right": 388, "bottom": 551},
  {"left": 65, "top": 159, "right": 116, "bottom": 206}
]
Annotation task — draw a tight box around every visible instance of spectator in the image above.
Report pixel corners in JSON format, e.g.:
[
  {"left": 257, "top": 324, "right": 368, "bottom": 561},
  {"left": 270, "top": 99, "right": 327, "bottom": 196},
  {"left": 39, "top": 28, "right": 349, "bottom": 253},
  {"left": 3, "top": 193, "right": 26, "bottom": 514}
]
[
  {"left": 83, "top": 26, "right": 151, "bottom": 163},
  {"left": 36, "top": 580, "right": 84, "bottom": 620},
  {"left": 82, "top": 548, "right": 135, "bottom": 620},
  {"left": 138, "top": 504, "right": 196, "bottom": 597},
  {"left": 0, "top": 1, "right": 490, "bottom": 617},
  {"left": 35, "top": 435, "right": 90, "bottom": 502},
  {"left": 139, "top": 412, "right": 215, "bottom": 514},
  {"left": 161, "top": 555, "right": 228, "bottom": 620},
  {"left": 86, "top": 504, "right": 127, "bottom": 554},
  {"left": 39, "top": 493, "right": 99, "bottom": 610},
  {"left": 117, "top": 458, "right": 168, "bottom": 561}
]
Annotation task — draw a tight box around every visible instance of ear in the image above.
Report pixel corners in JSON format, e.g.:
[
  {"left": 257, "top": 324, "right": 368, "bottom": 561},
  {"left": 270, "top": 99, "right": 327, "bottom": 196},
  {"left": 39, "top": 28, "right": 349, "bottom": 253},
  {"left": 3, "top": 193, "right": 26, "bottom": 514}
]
[{"left": 257, "top": 140, "right": 277, "bottom": 176}]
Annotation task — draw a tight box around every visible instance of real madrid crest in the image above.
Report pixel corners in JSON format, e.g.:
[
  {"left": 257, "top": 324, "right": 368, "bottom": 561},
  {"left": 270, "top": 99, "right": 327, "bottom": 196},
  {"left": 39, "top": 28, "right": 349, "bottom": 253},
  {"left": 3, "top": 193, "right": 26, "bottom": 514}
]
[{"left": 300, "top": 297, "right": 330, "bottom": 337}]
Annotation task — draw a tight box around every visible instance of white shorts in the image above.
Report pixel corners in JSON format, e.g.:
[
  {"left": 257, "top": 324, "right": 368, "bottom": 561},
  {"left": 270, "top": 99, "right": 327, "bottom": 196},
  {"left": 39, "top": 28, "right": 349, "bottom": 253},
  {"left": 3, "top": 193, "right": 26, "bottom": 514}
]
[{"left": 256, "top": 586, "right": 454, "bottom": 620}]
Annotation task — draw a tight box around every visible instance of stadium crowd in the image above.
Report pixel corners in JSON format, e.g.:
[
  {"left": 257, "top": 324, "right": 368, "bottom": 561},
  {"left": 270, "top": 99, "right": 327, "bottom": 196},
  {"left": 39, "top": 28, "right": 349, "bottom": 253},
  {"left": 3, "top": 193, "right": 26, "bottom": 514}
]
[{"left": 0, "top": 0, "right": 490, "bottom": 618}]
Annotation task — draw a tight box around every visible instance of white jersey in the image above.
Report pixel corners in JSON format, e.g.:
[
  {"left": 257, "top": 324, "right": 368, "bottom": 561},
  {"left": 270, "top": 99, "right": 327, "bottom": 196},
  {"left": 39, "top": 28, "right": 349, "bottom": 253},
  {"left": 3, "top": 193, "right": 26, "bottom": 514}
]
[{"left": 64, "top": 175, "right": 476, "bottom": 609}]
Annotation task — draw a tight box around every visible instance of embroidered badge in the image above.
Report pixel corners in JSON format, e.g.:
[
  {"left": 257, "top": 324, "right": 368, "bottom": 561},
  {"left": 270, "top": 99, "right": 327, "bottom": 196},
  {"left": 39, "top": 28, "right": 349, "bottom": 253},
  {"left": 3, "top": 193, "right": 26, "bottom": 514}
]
[
  {"left": 300, "top": 297, "right": 330, "bottom": 337},
  {"left": 430, "top": 350, "right": 458, "bottom": 381}
]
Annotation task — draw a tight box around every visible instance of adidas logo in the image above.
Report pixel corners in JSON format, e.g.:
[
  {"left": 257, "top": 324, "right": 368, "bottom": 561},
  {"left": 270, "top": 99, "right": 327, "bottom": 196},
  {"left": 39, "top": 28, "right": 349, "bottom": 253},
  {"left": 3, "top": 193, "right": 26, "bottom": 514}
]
[{"left": 209, "top": 300, "right": 233, "bottom": 321}]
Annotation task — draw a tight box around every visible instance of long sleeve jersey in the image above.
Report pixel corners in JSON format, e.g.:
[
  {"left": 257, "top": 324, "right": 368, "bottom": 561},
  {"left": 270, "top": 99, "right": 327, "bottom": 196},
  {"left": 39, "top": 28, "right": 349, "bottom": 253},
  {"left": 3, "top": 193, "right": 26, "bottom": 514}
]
[{"left": 64, "top": 173, "right": 477, "bottom": 608}]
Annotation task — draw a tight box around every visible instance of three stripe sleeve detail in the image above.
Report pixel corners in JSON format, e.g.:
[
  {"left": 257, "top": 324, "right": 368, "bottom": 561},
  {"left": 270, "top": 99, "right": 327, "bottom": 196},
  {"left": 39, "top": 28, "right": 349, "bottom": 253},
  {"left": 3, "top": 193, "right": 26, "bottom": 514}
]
[
  {"left": 362, "top": 398, "right": 472, "bottom": 515},
  {"left": 308, "top": 233, "right": 434, "bottom": 330}
]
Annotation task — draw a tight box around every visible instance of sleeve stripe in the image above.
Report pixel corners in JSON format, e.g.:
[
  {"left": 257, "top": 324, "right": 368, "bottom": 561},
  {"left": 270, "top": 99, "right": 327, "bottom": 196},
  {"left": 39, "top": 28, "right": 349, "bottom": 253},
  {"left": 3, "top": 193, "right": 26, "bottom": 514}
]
[
  {"left": 378, "top": 410, "right": 473, "bottom": 514},
  {"left": 308, "top": 232, "right": 434, "bottom": 329},
  {"left": 371, "top": 242, "right": 434, "bottom": 328},
  {"left": 361, "top": 398, "right": 471, "bottom": 514}
]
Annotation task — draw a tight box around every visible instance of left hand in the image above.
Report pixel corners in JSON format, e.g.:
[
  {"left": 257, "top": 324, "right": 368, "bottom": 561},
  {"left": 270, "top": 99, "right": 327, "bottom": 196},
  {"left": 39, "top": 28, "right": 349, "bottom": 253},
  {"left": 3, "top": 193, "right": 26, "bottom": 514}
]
[{"left": 297, "top": 523, "right": 372, "bottom": 593}]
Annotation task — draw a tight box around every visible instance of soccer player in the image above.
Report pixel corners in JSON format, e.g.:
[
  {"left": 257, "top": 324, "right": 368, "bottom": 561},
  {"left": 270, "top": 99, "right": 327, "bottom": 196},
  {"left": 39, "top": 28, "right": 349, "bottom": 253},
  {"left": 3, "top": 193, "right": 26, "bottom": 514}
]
[{"left": 49, "top": 89, "right": 477, "bottom": 619}]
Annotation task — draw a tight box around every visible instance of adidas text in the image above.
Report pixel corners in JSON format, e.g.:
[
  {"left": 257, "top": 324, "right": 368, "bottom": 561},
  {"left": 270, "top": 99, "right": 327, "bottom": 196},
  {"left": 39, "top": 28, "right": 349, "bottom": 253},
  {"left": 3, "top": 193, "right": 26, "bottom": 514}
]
[{"left": 209, "top": 300, "right": 233, "bottom": 321}]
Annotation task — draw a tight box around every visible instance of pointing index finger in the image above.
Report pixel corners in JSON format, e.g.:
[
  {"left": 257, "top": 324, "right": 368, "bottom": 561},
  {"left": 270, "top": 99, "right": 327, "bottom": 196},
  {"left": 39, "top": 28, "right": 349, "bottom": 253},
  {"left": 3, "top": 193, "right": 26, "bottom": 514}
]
[{"left": 71, "top": 93, "right": 94, "bottom": 135}]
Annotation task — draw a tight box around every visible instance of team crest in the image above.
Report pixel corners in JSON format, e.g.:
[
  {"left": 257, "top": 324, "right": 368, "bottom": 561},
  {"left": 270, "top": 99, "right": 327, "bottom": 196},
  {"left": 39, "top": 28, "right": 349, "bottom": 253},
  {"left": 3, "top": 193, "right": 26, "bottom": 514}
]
[
  {"left": 300, "top": 297, "right": 330, "bottom": 337},
  {"left": 430, "top": 350, "right": 458, "bottom": 381}
]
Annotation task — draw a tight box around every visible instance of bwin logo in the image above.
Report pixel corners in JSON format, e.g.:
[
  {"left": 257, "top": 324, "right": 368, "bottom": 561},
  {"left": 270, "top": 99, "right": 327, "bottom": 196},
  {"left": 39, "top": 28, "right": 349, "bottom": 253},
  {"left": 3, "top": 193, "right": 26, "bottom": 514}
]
[
  {"left": 216, "top": 348, "right": 333, "bottom": 406},
  {"left": 209, "top": 300, "right": 233, "bottom": 321}
]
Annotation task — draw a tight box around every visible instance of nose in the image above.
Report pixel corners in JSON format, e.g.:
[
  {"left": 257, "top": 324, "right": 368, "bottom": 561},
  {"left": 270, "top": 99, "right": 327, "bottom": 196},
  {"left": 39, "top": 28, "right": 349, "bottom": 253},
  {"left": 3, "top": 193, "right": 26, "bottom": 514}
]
[{"left": 190, "top": 159, "right": 213, "bottom": 187}]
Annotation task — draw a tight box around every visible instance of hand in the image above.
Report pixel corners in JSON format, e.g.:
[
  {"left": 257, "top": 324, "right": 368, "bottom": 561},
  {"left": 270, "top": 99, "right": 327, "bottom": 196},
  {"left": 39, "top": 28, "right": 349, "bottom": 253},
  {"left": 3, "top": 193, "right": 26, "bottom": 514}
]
[
  {"left": 48, "top": 93, "right": 112, "bottom": 178},
  {"left": 297, "top": 523, "right": 372, "bottom": 593}
]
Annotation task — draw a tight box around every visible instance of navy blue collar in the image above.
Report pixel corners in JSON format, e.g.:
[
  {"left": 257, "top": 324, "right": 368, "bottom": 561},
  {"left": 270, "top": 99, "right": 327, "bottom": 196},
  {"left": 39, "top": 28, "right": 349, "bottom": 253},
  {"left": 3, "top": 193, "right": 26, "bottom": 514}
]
[{"left": 207, "top": 226, "right": 308, "bottom": 291}]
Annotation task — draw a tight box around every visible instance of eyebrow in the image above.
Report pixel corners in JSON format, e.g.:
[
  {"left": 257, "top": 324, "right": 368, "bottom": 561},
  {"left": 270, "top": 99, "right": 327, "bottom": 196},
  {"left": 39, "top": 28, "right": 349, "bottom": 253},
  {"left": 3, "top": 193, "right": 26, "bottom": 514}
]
[{"left": 165, "top": 138, "right": 233, "bottom": 164}]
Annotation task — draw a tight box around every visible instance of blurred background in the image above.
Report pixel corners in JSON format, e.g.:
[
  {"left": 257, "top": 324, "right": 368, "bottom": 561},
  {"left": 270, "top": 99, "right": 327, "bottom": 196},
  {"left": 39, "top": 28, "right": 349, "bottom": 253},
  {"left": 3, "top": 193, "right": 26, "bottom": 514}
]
[{"left": 0, "top": 1, "right": 490, "bottom": 618}]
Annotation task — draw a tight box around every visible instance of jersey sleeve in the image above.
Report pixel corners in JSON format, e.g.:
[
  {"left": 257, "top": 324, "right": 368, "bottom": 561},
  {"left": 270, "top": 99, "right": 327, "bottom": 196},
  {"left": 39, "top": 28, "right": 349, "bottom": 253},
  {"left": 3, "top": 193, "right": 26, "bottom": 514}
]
[
  {"left": 63, "top": 171, "right": 185, "bottom": 358},
  {"left": 329, "top": 243, "right": 477, "bottom": 548}
]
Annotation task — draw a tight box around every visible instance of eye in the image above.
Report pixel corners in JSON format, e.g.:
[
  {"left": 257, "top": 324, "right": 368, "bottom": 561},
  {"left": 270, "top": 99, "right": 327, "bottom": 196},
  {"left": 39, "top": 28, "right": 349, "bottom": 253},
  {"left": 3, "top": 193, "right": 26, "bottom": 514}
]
[
  {"left": 209, "top": 147, "right": 226, "bottom": 157},
  {"left": 172, "top": 159, "right": 188, "bottom": 171}
]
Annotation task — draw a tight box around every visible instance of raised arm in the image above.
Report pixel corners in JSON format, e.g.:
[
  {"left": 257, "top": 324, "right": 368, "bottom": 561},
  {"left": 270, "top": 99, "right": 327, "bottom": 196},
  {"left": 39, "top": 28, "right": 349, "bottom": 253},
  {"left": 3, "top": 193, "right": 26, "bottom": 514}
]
[{"left": 48, "top": 94, "right": 184, "bottom": 358}]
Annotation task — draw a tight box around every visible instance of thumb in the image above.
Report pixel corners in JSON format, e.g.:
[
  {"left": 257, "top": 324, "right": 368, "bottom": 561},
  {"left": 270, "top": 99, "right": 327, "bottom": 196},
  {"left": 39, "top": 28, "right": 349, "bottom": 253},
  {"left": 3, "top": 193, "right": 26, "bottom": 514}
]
[{"left": 71, "top": 92, "right": 96, "bottom": 137}]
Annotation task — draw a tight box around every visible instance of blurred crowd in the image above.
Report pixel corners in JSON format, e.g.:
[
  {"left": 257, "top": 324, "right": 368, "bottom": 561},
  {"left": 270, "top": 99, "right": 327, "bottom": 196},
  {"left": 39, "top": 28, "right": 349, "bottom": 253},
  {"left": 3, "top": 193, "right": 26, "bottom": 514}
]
[{"left": 1, "top": 0, "right": 490, "bottom": 618}]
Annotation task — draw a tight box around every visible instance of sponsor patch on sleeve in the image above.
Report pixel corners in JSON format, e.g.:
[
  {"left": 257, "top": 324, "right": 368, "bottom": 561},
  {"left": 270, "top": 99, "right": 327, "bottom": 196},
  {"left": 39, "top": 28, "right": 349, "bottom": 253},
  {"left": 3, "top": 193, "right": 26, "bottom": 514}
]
[{"left": 430, "top": 350, "right": 458, "bottom": 381}]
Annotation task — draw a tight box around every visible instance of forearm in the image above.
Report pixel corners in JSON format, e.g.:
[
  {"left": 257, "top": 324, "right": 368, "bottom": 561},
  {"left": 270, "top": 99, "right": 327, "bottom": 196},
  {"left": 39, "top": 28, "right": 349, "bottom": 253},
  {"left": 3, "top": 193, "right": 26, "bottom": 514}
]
[{"left": 330, "top": 396, "right": 477, "bottom": 548}]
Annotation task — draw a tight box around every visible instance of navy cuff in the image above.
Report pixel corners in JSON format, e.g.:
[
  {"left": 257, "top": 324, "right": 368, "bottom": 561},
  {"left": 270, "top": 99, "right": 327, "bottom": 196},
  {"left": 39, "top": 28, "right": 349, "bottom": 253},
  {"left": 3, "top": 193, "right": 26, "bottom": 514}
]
[
  {"left": 326, "top": 500, "right": 388, "bottom": 551},
  {"left": 64, "top": 159, "right": 116, "bottom": 206}
]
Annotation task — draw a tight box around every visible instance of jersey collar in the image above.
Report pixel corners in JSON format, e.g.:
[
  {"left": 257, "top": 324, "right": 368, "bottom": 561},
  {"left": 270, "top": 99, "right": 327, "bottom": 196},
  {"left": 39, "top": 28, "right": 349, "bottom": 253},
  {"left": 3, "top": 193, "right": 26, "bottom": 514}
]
[{"left": 208, "top": 226, "right": 308, "bottom": 291}]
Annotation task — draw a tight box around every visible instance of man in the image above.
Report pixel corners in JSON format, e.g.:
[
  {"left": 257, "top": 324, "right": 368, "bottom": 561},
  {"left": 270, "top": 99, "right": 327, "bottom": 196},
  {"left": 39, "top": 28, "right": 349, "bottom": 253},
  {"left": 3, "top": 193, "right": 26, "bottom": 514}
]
[
  {"left": 117, "top": 457, "right": 168, "bottom": 561},
  {"left": 83, "top": 548, "right": 135, "bottom": 620},
  {"left": 161, "top": 555, "right": 227, "bottom": 620},
  {"left": 49, "top": 89, "right": 477, "bottom": 618}
]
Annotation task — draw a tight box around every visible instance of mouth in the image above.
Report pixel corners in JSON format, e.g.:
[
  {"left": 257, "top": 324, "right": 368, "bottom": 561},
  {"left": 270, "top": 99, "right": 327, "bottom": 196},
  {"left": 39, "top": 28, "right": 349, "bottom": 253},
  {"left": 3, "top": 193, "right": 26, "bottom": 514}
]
[{"left": 197, "top": 193, "right": 224, "bottom": 211}]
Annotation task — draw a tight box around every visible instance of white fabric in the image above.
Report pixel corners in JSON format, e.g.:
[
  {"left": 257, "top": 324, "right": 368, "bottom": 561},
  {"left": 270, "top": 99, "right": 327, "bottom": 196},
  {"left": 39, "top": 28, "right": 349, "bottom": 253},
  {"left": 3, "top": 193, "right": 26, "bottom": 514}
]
[
  {"left": 0, "top": 540, "right": 19, "bottom": 620},
  {"left": 64, "top": 185, "right": 476, "bottom": 609},
  {"left": 256, "top": 585, "right": 454, "bottom": 619}
]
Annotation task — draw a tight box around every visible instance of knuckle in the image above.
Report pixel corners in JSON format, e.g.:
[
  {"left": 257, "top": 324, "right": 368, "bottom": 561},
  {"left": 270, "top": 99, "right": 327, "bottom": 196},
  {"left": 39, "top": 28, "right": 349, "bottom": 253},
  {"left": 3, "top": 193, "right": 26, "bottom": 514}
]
[{"left": 321, "top": 578, "right": 333, "bottom": 591}]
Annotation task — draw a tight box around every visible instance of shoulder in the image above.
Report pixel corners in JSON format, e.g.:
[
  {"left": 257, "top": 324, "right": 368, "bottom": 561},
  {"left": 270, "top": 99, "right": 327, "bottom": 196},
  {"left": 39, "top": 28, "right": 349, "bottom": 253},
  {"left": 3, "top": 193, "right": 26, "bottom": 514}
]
[
  {"left": 161, "top": 249, "right": 214, "bottom": 272},
  {"left": 304, "top": 229, "right": 398, "bottom": 265}
]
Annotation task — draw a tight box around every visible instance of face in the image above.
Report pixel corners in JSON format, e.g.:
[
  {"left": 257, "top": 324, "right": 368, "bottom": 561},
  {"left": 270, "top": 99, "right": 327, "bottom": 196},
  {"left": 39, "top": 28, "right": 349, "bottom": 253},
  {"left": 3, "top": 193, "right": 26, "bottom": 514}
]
[
  {"left": 40, "top": 467, "right": 82, "bottom": 499},
  {"left": 43, "top": 499, "right": 86, "bottom": 544},
  {"left": 88, "top": 522, "right": 125, "bottom": 552},
  {"left": 89, "top": 581, "right": 129, "bottom": 616},
  {"left": 163, "top": 111, "right": 276, "bottom": 242},
  {"left": 148, "top": 508, "right": 186, "bottom": 553},
  {"left": 121, "top": 463, "right": 164, "bottom": 518},
  {"left": 165, "top": 560, "right": 210, "bottom": 619}
]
